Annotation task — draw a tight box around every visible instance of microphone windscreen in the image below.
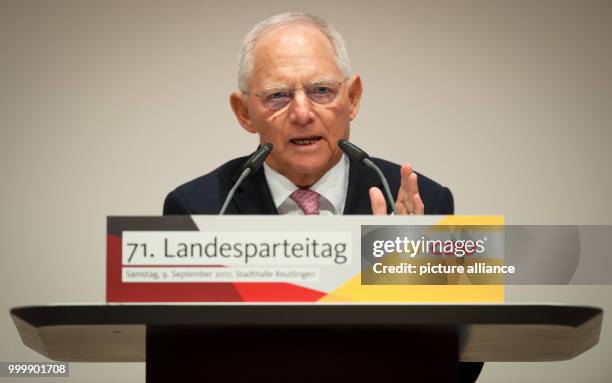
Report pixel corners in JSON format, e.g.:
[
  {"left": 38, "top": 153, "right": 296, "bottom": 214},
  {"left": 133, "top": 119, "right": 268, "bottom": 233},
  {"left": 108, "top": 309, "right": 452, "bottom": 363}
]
[
  {"left": 242, "top": 143, "right": 273, "bottom": 174},
  {"left": 338, "top": 139, "right": 369, "bottom": 162}
]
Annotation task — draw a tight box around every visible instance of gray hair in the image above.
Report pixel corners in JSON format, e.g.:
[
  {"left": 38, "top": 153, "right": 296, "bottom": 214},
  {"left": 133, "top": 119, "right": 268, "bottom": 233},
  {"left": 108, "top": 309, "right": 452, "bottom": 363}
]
[{"left": 237, "top": 12, "right": 351, "bottom": 92}]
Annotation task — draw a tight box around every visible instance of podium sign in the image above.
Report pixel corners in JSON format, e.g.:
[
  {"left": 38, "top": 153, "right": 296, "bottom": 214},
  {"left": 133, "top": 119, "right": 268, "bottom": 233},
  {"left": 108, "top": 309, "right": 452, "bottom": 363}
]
[{"left": 107, "top": 215, "right": 505, "bottom": 302}]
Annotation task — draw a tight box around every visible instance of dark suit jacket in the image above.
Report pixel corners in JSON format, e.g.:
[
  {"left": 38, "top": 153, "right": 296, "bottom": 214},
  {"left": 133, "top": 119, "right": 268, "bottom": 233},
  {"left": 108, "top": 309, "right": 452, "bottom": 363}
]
[
  {"left": 162, "top": 154, "right": 483, "bottom": 381},
  {"left": 163, "top": 155, "right": 454, "bottom": 215}
]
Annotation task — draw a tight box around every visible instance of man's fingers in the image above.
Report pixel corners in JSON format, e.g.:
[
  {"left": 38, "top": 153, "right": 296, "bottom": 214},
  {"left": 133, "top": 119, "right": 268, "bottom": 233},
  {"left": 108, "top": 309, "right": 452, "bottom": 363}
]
[
  {"left": 396, "top": 165, "right": 411, "bottom": 213},
  {"left": 403, "top": 165, "right": 420, "bottom": 199},
  {"left": 395, "top": 200, "right": 406, "bottom": 215},
  {"left": 369, "top": 187, "right": 387, "bottom": 215},
  {"left": 371, "top": 164, "right": 424, "bottom": 216},
  {"left": 396, "top": 163, "right": 423, "bottom": 215},
  {"left": 400, "top": 164, "right": 414, "bottom": 196},
  {"left": 413, "top": 191, "right": 424, "bottom": 214}
]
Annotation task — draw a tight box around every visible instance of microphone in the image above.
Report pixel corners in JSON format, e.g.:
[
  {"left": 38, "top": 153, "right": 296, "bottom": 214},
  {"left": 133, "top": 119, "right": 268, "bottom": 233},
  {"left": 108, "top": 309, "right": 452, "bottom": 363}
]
[
  {"left": 338, "top": 139, "right": 398, "bottom": 214},
  {"left": 219, "top": 143, "right": 273, "bottom": 215}
]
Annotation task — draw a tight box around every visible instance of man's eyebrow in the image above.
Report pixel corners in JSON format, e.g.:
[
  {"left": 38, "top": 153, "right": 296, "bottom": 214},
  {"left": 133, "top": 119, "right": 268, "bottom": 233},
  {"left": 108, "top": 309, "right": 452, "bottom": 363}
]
[
  {"left": 260, "top": 83, "right": 291, "bottom": 91},
  {"left": 260, "top": 77, "right": 341, "bottom": 91},
  {"left": 309, "top": 77, "right": 339, "bottom": 85}
]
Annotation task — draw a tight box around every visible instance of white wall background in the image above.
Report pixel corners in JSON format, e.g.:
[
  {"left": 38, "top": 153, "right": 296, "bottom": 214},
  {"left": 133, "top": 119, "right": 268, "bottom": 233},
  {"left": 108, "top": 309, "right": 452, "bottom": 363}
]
[{"left": 1, "top": 0, "right": 611, "bottom": 381}]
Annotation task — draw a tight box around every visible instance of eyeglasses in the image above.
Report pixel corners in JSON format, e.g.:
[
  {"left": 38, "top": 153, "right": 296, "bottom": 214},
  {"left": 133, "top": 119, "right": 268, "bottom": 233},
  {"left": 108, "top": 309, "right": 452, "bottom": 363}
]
[{"left": 244, "top": 78, "right": 348, "bottom": 111}]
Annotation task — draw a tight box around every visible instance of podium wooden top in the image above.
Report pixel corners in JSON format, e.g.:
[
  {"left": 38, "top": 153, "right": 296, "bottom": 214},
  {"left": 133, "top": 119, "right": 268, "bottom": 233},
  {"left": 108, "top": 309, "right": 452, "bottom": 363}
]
[{"left": 11, "top": 304, "right": 603, "bottom": 363}]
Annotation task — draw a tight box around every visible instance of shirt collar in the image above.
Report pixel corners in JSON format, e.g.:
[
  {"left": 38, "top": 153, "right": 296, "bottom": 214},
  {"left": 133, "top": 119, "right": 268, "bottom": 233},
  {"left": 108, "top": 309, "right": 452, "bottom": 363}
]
[{"left": 263, "top": 154, "right": 349, "bottom": 214}]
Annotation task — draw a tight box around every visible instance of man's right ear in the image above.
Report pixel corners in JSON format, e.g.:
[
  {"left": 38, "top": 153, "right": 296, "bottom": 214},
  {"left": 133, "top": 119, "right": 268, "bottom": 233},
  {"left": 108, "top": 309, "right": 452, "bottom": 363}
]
[{"left": 230, "top": 92, "right": 257, "bottom": 134}]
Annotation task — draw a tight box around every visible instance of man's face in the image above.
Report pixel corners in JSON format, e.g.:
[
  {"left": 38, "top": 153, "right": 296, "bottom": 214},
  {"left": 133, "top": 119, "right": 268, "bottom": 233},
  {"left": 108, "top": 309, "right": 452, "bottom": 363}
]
[{"left": 231, "top": 23, "right": 362, "bottom": 187}]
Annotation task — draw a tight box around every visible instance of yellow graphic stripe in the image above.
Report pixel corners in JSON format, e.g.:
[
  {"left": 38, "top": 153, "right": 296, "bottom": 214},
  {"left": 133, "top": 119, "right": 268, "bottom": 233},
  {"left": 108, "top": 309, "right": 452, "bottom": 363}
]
[{"left": 318, "top": 274, "right": 503, "bottom": 302}]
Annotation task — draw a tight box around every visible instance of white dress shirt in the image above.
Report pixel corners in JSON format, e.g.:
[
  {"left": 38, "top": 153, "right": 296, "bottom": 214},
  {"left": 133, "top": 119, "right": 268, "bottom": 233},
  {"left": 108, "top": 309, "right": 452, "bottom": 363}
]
[{"left": 263, "top": 154, "right": 350, "bottom": 215}]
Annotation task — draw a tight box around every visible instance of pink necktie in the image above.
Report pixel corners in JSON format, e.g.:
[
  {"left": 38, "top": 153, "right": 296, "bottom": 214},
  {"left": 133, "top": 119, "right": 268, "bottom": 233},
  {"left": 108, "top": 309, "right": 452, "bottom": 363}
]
[{"left": 290, "top": 189, "right": 320, "bottom": 215}]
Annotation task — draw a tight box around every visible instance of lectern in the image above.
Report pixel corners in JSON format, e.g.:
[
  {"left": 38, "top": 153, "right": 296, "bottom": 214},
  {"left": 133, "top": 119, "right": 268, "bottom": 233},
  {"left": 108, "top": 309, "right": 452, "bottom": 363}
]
[{"left": 11, "top": 304, "right": 603, "bottom": 382}]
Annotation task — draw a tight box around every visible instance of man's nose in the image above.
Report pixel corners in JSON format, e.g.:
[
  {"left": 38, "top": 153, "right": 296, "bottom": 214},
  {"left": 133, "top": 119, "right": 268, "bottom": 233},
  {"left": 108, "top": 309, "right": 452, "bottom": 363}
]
[{"left": 288, "top": 89, "right": 315, "bottom": 125}]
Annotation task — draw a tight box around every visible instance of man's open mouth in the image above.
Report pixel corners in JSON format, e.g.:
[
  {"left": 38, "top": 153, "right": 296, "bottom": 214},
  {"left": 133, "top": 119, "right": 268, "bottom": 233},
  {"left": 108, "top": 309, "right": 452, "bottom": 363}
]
[{"left": 290, "top": 136, "right": 322, "bottom": 145}]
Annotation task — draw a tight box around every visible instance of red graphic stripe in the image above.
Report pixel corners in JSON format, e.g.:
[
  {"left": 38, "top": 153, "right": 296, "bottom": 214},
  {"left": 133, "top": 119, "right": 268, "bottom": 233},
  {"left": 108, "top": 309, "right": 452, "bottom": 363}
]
[{"left": 232, "top": 282, "right": 326, "bottom": 302}]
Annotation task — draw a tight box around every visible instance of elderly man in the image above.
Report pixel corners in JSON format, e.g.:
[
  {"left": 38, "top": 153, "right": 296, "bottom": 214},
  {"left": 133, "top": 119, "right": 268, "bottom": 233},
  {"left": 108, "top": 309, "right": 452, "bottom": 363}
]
[
  {"left": 163, "top": 13, "right": 481, "bottom": 382},
  {"left": 164, "top": 12, "right": 453, "bottom": 217}
]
